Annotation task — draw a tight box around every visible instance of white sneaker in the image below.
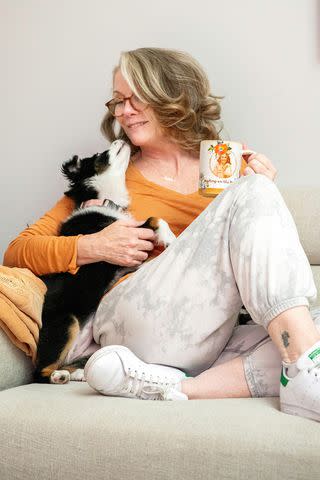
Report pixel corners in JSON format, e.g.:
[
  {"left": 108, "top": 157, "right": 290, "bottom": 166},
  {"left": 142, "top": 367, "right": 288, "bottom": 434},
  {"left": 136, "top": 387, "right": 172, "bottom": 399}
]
[
  {"left": 280, "top": 340, "right": 320, "bottom": 421},
  {"left": 84, "top": 345, "right": 188, "bottom": 401}
]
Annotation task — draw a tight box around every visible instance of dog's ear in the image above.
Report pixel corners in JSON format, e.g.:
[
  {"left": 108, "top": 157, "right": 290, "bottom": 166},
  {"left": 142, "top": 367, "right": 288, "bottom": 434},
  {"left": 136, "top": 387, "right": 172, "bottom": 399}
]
[
  {"left": 61, "top": 155, "right": 81, "bottom": 181},
  {"left": 94, "top": 150, "right": 110, "bottom": 174}
]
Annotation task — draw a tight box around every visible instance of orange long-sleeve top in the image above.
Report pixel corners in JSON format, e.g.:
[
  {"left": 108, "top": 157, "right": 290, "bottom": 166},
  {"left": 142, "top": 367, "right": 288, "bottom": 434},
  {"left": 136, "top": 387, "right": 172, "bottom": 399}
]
[{"left": 3, "top": 160, "right": 247, "bottom": 289}]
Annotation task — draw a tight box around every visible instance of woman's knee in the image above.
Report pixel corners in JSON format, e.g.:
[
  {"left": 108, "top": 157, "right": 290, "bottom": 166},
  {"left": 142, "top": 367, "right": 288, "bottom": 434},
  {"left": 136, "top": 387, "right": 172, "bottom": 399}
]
[
  {"left": 196, "top": 174, "right": 282, "bottom": 242},
  {"left": 235, "top": 173, "right": 277, "bottom": 197},
  {"left": 209, "top": 174, "right": 277, "bottom": 209},
  {"left": 228, "top": 173, "right": 288, "bottom": 222}
]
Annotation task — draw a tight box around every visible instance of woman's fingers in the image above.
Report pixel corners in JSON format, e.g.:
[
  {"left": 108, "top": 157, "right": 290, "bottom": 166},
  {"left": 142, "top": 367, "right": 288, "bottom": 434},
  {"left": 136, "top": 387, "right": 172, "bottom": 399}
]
[
  {"left": 241, "top": 144, "right": 277, "bottom": 181},
  {"left": 140, "top": 239, "right": 155, "bottom": 251},
  {"left": 243, "top": 165, "right": 256, "bottom": 176},
  {"left": 136, "top": 227, "right": 157, "bottom": 241},
  {"left": 81, "top": 199, "right": 105, "bottom": 208}
]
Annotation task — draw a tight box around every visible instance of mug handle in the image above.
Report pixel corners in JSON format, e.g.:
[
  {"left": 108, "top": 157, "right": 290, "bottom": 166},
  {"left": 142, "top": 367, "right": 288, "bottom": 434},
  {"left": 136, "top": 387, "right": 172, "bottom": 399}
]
[{"left": 241, "top": 149, "right": 256, "bottom": 156}]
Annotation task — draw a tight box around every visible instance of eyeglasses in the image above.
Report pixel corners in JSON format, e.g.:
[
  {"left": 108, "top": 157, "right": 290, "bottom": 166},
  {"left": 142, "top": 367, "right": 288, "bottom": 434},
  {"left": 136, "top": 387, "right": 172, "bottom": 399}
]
[{"left": 105, "top": 93, "right": 148, "bottom": 117}]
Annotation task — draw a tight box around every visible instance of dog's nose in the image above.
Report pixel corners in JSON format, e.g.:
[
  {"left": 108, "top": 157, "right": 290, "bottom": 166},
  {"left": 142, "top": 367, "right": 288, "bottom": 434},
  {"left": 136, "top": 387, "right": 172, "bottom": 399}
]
[{"left": 113, "top": 139, "right": 125, "bottom": 149}]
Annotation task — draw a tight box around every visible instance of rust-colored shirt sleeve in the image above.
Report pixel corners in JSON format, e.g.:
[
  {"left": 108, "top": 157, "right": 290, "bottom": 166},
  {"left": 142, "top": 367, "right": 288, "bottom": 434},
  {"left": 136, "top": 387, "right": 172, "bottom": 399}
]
[{"left": 3, "top": 196, "right": 81, "bottom": 276}]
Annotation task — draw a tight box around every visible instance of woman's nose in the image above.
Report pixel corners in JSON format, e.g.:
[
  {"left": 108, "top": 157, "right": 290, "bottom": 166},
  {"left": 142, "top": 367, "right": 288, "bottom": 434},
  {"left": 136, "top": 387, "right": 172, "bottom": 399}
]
[{"left": 122, "top": 98, "right": 136, "bottom": 115}]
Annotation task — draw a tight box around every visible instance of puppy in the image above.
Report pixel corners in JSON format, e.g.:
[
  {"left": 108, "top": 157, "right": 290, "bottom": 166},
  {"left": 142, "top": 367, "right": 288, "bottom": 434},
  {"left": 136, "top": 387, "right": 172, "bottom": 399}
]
[
  {"left": 238, "top": 307, "right": 253, "bottom": 325},
  {"left": 34, "top": 139, "right": 176, "bottom": 384}
]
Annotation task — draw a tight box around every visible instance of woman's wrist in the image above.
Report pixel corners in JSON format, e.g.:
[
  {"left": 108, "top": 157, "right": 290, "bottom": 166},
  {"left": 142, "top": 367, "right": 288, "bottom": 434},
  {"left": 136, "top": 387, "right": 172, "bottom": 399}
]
[{"left": 77, "top": 233, "right": 102, "bottom": 266}]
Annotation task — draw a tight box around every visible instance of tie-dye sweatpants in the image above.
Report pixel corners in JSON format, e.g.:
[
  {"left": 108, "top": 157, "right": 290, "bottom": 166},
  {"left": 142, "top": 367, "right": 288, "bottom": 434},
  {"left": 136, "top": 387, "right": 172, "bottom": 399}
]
[{"left": 92, "top": 173, "right": 319, "bottom": 397}]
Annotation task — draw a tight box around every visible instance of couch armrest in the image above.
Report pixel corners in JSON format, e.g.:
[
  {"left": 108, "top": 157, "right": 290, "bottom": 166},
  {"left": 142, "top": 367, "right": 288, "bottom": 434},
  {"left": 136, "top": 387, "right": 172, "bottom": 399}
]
[{"left": 0, "top": 329, "right": 34, "bottom": 391}]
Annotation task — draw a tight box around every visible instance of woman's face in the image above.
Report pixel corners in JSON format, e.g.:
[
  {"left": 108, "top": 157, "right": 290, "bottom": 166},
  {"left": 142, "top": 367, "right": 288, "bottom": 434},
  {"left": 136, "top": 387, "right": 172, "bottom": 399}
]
[
  {"left": 112, "top": 69, "right": 165, "bottom": 147},
  {"left": 220, "top": 154, "right": 228, "bottom": 164}
]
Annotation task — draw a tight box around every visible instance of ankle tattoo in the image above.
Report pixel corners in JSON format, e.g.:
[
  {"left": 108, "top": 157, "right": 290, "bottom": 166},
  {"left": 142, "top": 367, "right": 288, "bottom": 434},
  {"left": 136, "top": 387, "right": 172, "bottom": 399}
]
[{"left": 281, "top": 331, "right": 290, "bottom": 348}]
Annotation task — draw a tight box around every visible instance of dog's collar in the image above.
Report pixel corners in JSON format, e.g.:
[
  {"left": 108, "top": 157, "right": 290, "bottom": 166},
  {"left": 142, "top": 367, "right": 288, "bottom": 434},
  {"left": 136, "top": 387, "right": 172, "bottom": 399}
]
[
  {"left": 79, "top": 199, "right": 128, "bottom": 211},
  {"left": 103, "top": 199, "right": 128, "bottom": 211}
]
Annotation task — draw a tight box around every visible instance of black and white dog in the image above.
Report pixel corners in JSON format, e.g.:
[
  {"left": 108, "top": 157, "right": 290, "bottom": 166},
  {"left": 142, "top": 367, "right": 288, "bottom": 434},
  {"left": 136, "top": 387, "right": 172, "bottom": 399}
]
[{"left": 34, "top": 140, "right": 176, "bottom": 384}]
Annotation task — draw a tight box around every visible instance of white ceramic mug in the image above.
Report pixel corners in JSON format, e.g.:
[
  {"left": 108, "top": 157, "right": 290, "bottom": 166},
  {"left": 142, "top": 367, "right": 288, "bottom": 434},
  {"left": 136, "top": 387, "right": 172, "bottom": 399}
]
[{"left": 199, "top": 140, "right": 256, "bottom": 196}]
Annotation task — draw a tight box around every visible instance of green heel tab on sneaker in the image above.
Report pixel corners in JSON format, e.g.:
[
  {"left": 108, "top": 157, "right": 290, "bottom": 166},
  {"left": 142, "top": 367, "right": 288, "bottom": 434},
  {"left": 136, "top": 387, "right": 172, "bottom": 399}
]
[{"left": 280, "top": 367, "right": 289, "bottom": 387}]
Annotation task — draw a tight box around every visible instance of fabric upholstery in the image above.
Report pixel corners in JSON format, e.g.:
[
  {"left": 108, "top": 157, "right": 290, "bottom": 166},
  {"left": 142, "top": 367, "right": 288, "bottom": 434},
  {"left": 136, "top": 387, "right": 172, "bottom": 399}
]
[
  {"left": 281, "top": 186, "right": 320, "bottom": 265},
  {"left": 1, "top": 382, "right": 320, "bottom": 480},
  {"left": 0, "top": 328, "right": 33, "bottom": 391}
]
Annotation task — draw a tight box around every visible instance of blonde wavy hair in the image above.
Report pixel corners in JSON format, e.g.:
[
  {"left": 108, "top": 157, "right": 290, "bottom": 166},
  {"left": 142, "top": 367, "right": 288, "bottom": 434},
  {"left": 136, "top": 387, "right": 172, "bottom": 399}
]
[{"left": 101, "top": 47, "right": 223, "bottom": 156}]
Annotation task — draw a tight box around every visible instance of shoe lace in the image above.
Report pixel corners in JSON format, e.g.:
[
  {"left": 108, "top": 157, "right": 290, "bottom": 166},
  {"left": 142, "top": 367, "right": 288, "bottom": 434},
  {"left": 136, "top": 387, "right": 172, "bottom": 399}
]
[
  {"left": 307, "top": 360, "right": 320, "bottom": 379},
  {"left": 120, "top": 368, "right": 176, "bottom": 400}
]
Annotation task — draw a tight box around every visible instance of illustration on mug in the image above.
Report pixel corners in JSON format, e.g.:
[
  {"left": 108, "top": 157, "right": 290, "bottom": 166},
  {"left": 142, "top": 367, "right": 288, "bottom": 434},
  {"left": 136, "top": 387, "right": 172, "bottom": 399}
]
[{"left": 208, "top": 142, "right": 236, "bottom": 179}]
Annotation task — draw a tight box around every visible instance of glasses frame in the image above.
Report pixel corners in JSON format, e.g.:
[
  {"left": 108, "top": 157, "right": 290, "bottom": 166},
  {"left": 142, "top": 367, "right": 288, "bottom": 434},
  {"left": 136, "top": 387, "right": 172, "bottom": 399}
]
[{"left": 105, "top": 93, "right": 148, "bottom": 117}]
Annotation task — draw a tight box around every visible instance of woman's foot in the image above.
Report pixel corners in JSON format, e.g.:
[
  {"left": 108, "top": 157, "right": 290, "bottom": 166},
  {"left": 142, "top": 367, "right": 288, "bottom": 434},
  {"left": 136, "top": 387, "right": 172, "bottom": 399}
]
[{"left": 84, "top": 345, "right": 188, "bottom": 401}]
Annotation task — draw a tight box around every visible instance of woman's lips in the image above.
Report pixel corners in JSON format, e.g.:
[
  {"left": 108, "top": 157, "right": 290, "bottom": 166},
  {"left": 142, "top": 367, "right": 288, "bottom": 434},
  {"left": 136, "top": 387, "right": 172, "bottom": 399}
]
[{"left": 128, "top": 121, "right": 148, "bottom": 129}]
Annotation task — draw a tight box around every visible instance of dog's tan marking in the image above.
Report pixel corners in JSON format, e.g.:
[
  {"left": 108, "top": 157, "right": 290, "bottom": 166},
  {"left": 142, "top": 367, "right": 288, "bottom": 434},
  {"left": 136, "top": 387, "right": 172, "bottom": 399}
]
[
  {"left": 147, "top": 217, "right": 160, "bottom": 230},
  {"left": 58, "top": 315, "right": 80, "bottom": 364},
  {"left": 60, "top": 365, "right": 78, "bottom": 374},
  {"left": 41, "top": 363, "right": 60, "bottom": 378}
]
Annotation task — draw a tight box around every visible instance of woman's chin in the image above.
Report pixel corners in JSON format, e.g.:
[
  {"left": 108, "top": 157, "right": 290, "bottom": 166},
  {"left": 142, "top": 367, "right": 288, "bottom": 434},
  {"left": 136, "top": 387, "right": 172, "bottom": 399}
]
[{"left": 127, "top": 134, "right": 154, "bottom": 147}]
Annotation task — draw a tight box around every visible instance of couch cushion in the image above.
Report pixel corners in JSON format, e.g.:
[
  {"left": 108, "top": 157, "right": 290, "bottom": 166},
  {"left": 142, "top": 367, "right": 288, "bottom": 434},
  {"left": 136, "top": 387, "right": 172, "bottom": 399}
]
[
  {"left": 0, "top": 382, "right": 319, "bottom": 480},
  {"left": 0, "top": 328, "right": 33, "bottom": 391},
  {"left": 280, "top": 187, "right": 320, "bottom": 265},
  {"left": 311, "top": 266, "right": 320, "bottom": 306},
  {"left": 311, "top": 265, "right": 320, "bottom": 282}
]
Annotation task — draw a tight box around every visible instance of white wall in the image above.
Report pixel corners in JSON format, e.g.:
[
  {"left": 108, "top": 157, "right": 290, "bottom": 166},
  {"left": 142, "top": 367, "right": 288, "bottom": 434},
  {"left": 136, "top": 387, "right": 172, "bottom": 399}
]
[{"left": 1, "top": 0, "right": 319, "bottom": 260}]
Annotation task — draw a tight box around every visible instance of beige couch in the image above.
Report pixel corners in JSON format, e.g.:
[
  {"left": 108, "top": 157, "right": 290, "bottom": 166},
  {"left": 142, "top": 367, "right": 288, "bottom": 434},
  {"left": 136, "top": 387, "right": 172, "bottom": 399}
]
[{"left": 1, "top": 186, "right": 320, "bottom": 480}]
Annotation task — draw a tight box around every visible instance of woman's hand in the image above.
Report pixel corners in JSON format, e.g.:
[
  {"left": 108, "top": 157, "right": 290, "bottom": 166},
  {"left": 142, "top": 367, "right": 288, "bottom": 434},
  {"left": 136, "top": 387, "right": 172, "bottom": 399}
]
[
  {"left": 241, "top": 143, "right": 277, "bottom": 181},
  {"left": 80, "top": 199, "right": 105, "bottom": 208},
  {"left": 77, "top": 217, "right": 157, "bottom": 268}
]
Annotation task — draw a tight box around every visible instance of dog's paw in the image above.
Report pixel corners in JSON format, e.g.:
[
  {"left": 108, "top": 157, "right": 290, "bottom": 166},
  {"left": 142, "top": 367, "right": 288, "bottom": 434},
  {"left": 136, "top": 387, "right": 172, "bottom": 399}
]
[
  {"left": 155, "top": 219, "right": 176, "bottom": 248},
  {"left": 70, "top": 368, "right": 85, "bottom": 382},
  {"left": 50, "top": 369, "right": 71, "bottom": 384}
]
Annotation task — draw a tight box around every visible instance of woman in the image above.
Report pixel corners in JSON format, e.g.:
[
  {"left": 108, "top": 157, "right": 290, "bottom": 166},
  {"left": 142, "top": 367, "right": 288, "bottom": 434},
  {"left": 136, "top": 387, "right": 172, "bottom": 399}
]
[
  {"left": 212, "top": 152, "right": 232, "bottom": 178},
  {"left": 4, "top": 48, "right": 320, "bottom": 421}
]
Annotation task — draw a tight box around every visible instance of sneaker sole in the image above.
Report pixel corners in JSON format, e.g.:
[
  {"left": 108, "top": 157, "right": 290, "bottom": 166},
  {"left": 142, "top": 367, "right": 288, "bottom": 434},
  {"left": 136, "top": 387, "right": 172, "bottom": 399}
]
[
  {"left": 281, "top": 403, "right": 320, "bottom": 422},
  {"left": 84, "top": 345, "right": 131, "bottom": 380}
]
